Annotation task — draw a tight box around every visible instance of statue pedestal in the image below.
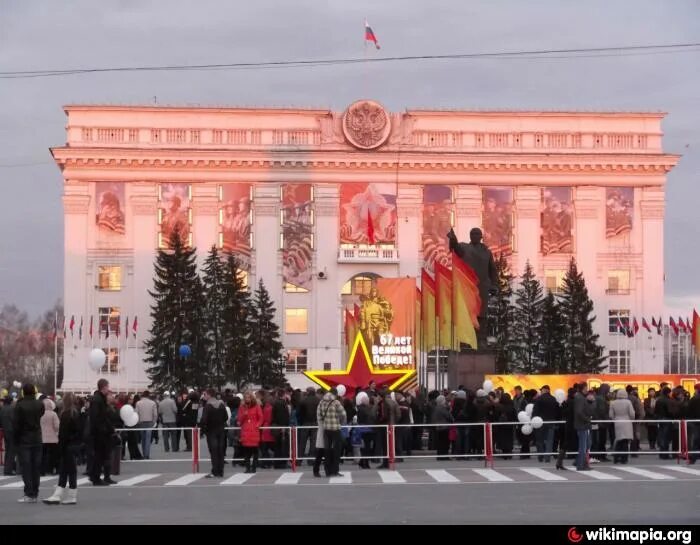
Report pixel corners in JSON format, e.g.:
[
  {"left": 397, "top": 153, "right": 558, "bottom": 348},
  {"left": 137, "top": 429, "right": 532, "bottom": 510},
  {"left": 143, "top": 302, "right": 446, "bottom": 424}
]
[{"left": 447, "top": 351, "right": 496, "bottom": 390}]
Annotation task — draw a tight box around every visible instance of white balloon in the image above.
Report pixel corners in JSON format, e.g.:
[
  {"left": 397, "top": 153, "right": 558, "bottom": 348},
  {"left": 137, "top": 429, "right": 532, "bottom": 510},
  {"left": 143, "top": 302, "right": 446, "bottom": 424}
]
[
  {"left": 531, "top": 416, "right": 544, "bottom": 429},
  {"left": 336, "top": 384, "right": 346, "bottom": 397},
  {"left": 555, "top": 389, "right": 566, "bottom": 404},
  {"left": 525, "top": 403, "right": 534, "bottom": 417},
  {"left": 88, "top": 348, "right": 106, "bottom": 371},
  {"left": 517, "top": 411, "right": 530, "bottom": 423},
  {"left": 13, "top": 381, "right": 21, "bottom": 389},
  {"left": 119, "top": 404, "right": 134, "bottom": 421},
  {"left": 126, "top": 413, "right": 139, "bottom": 427},
  {"left": 483, "top": 380, "right": 494, "bottom": 393},
  {"left": 521, "top": 424, "right": 533, "bottom": 435}
]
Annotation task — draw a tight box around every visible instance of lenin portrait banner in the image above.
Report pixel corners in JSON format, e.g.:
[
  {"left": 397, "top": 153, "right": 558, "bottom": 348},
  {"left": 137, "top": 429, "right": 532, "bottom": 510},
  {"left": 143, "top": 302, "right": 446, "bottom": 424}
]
[
  {"left": 159, "top": 183, "right": 190, "bottom": 247},
  {"left": 541, "top": 187, "right": 574, "bottom": 255},
  {"left": 481, "top": 188, "right": 514, "bottom": 256},
  {"left": 281, "top": 183, "right": 314, "bottom": 290},
  {"left": 606, "top": 187, "right": 633, "bottom": 238},
  {"left": 358, "top": 277, "right": 416, "bottom": 370},
  {"left": 95, "top": 182, "right": 126, "bottom": 236},
  {"left": 422, "top": 185, "right": 453, "bottom": 273},
  {"left": 339, "top": 183, "right": 397, "bottom": 245},
  {"left": 220, "top": 183, "right": 252, "bottom": 270}
]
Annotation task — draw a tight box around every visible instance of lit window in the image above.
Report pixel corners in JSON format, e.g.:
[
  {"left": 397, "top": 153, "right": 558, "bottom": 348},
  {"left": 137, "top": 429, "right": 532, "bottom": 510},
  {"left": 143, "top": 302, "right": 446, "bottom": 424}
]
[
  {"left": 544, "top": 269, "right": 566, "bottom": 295},
  {"left": 607, "top": 270, "right": 630, "bottom": 295},
  {"left": 285, "top": 308, "right": 308, "bottom": 334},
  {"left": 237, "top": 270, "right": 249, "bottom": 289},
  {"left": 608, "top": 350, "right": 630, "bottom": 374},
  {"left": 285, "top": 349, "right": 308, "bottom": 373},
  {"left": 285, "top": 283, "right": 309, "bottom": 293},
  {"left": 98, "top": 307, "right": 121, "bottom": 337},
  {"left": 101, "top": 348, "right": 120, "bottom": 374},
  {"left": 98, "top": 266, "right": 122, "bottom": 291},
  {"left": 608, "top": 309, "right": 630, "bottom": 334},
  {"left": 341, "top": 275, "right": 375, "bottom": 297}
]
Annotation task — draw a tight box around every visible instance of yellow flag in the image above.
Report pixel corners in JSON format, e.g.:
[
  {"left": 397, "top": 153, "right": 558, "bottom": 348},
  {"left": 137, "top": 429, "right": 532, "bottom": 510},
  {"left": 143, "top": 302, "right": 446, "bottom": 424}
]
[
  {"left": 421, "top": 269, "right": 436, "bottom": 350},
  {"left": 435, "top": 262, "right": 452, "bottom": 349},
  {"left": 452, "top": 256, "right": 478, "bottom": 350}
]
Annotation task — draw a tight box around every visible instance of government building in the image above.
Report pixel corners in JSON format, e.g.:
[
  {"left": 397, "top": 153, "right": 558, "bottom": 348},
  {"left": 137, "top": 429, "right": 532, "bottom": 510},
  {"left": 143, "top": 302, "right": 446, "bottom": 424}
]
[{"left": 51, "top": 100, "right": 679, "bottom": 392}]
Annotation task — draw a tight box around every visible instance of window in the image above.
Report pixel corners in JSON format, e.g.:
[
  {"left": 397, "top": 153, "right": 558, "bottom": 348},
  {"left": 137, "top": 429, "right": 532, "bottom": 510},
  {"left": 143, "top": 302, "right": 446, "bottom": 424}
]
[
  {"left": 544, "top": 269, "right": 566, "bottom": 295},
  {"left": 237, "top": 270, "right": 249, "bottom": 290},
  {"left": 608, "top": 350, "right": 630, "bottom": 374},
  {"left": 285, "top": 308, "right": 308, "bottom": 334},
  {"left": 284, "top": 283, "right": 309, "bottom": 293},
  {"left": 98, "top": 266, "right": 122, "bottom": 291},
  {"left": 285, "top": 349, "right": 308, "bottom": 373},
  {"left": 608, "top": 309, "right": 630, "bottom": 334},
  {"left": 426, "top": 350, "right": 449, "bottom": 373},
  {"left": 341, "top": 275, "right": 375, "bottom": 296},
  {"left": 101, "top": 348, "right": 120, "bottom": 374},
  {"left": 98, "top": 307, "right": 121, "bottom": 337},
  {"left": 607, "top": 270, "right": 630, "bottom": 295}
]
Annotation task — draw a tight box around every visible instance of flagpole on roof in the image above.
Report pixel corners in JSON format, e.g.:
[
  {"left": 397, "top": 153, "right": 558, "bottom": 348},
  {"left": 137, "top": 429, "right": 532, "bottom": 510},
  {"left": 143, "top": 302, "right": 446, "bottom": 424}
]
[{"left": 54, "top": 311, "right": 58, "bottom": 396}]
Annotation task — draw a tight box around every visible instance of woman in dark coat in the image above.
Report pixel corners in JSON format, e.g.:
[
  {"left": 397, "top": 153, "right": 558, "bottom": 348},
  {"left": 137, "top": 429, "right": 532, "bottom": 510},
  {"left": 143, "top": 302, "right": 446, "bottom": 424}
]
[
  {"left": 494, "top": 393, "right": 516, "bottom": 459},
  {"left": 356, "top": 391, "right": 376, "bottom": 469},
  {"left": 555, "top": 388, "right": 578, "bottom": 469},
  {"left": 43, "top": 392, "right": 82, "bottom": 504},
  {"left": 431, "top": 395, "right": 453, "bottom": 460}
]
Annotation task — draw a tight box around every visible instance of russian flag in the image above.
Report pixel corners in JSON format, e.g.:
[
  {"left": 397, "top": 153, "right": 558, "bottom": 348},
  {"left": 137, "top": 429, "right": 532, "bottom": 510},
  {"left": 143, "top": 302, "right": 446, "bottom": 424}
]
[{"left": 365, "top": 20, "right": 380, "bottom": 49}]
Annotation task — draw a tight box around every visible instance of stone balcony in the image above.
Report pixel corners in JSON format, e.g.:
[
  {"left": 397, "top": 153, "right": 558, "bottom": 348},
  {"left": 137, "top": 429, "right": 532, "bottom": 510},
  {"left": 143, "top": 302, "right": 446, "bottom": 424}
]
[{"left": 337, "top": 246, "right": 399, "bottom": 263}]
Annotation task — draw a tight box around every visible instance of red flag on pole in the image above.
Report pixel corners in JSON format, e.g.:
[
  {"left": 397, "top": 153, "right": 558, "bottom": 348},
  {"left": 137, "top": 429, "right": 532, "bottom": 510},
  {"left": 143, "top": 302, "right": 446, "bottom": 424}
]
[
  {"left": 367, "top": 209, "right": 375, "bottom": 245},
  {"left": 53, "top": 314, "right": 58, "bottom": 340},
  {"left": 632, "top": 317, "right": 640, "bottom": 335},
  {"left": 89, "top": 316, "right": 93, "bottom": 339},
  {"left": 642, "top": 317, "right": 651, "bottom": 333},
  {"left": 669, "top": 317, "right": 679, "bottom": 335},
  {"left": 656, "top": 316, "right": 663, "bottom": 335},
  {"left": 132, "top": 316, "right": 138, "bottom": 338},
  {"left": 678, "top": 316, "right": 687, "bottom": 333},
  {"left": 116, "top": 316, "right": 121, "bottom": 338},
  {"left": 364, "top": 20, "right": 380, "bottom": 49},
  {"left": 69, "top": 315, "right": 75, "bottom": 337}
]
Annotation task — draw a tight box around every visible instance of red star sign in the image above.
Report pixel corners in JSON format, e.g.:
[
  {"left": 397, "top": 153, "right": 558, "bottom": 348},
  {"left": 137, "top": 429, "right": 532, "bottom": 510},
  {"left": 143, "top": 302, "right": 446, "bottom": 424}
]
[{"left": 304, "top": 332, "right": 416, "bottom": 398}]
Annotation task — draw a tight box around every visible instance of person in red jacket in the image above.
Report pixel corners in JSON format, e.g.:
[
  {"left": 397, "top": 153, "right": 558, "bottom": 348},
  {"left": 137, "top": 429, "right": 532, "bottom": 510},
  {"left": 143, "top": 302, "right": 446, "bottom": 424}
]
[
  {"left": 258, "top": 391, "right": 274, "bottom": 469},
  {"left": 237, "top": 392, "right": 263, "bottom": 474}
]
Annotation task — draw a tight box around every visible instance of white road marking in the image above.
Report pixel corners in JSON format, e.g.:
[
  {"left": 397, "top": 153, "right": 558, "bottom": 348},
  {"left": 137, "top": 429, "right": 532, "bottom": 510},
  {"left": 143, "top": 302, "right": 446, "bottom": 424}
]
[
  {"left": 378, "top": 470, "right": 406, "bottom": 483},
  {"left": 329, "top": 471, "right": 352, "bottom": 484},
  {"left": 473, "top": 469, "right": 513, "bottom": 482},
  {"left": 520, "top": 468, "right": 568, "bottom": 481},
  {"left": 165, "top": 473, "right": 208, "bottom": 486},
  {"left": 275, "top": 472, "right": 303, "bottom": 485},
  {"left": 613, "top": 466, "right": 675, "bottom": 480},
  {"left": 220, "top": 473, "right": 255, "bottom": 485},
  {"left": 115, "top": 474, "right": 160, "bottom": 487},
  {"left": 425, "top": 469, "right": 459, "bottom": 483}
]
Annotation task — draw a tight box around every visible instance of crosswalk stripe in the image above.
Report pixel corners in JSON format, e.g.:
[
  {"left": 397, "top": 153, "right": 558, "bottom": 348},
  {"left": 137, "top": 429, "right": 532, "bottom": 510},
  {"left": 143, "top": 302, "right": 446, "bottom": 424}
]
[
  {"left": 275, "top": 472, "right": 303, "bottom": 485},
  {"left": 115, "top": 474, "right": 160, "bottom": 487},
  {"left": 661, "top": 465, "right": 700, "bottom": 477},
  {"left": 613, "top": 466, "right": 675, "bottom": 480},
  {"left": 165, "top": 474, "right": 208, "bottom": 486},
  {"left": 329, "top": 471, "right": 352, "bottom": 484},
  {"left": 425, "top": 469, "right": 459, "bottom": 483},
  {"left": 1, "top": 475, "right": 57, "bottom": 489},
  {"left": 578, "top": 469, "right": 621, "bottom": 480},
  {"left": 520, "top": 468, "right": 568, "bottom": 481},
  {"left": 76, "top": 478, "right": 91, "bottom": 486},
  {"left": 221, "top": 473, "right": 255, "bottom": 485},
  {"left": 473, "top": 469, "right": 513, "bottom": 482},
  {"left": 0, "top": 476, "right": 15, "bottom": 482},
  {"left": 378, "top": 470, "right": 406, "bottom": 484}
]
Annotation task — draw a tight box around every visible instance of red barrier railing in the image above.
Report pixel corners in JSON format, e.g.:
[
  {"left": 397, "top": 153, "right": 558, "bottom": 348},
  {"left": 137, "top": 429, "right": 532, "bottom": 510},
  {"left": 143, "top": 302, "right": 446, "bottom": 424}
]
[
  {"left": 388, "top": 425, "right": 396, "bottom": 470},
  {"left": 291, "top": 427, "right": 297, "bottom": 472},
  {"left": 680, "top": 420, "right": 688, "bottom": 464},
  {"left": 484, "top": 422, "right": 494, "bottom": 468},
  {"left": 192, "top": 426, "right": 199, "bottom": 473}
]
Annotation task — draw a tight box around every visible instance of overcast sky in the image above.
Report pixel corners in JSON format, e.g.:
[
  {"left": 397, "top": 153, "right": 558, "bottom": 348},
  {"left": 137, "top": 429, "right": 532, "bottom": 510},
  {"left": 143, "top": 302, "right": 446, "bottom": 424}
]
[{"left": 0, "top": 0, "right": 698, "bottom": 317}]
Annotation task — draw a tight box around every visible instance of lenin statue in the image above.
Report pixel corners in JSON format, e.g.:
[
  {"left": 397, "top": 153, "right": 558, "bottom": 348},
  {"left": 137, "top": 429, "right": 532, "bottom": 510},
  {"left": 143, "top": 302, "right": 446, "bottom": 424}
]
[{"left": 447, "top": 227, "right": 498, "bottom": 343}]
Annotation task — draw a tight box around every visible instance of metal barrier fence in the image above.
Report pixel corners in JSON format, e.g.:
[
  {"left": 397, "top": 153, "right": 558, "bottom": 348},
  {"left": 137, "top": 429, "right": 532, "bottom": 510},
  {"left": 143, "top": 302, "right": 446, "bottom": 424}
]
[{"left": 3, "top": 418, "right": 693, "bottom": 474}]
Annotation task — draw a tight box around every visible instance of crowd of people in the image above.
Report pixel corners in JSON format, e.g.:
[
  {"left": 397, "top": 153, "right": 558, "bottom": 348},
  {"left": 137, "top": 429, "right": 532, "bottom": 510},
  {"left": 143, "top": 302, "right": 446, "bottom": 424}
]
[{"left": 1, "top": 378, "right": 699, "bottom": 502}]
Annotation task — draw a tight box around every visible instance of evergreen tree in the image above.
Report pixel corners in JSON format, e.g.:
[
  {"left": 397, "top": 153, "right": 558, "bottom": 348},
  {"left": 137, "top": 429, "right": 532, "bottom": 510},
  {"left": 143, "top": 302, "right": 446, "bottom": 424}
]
[
  {"left": 537, "top": 291, "right": 566, "bottom": 373},
  {"left": 492, "top": 254, "right": 516, "bottom": 373},
  {"left": 222, "top": 253, "right": 252, "bottom": 390},
  {"left": 201, "top": 246, "right": 229, "bottom": 389},
  {"left": 557, "top": 258, "right": 607, "bottom": 373},
  {"left": 511, "top": 261, "right": 544, "bottom": 373},
  {"left": 247, "top": 279, "right": 286, "bottom": 388},
  {"left": 144, "top": 227, "right": 208, "bottom": 392}
]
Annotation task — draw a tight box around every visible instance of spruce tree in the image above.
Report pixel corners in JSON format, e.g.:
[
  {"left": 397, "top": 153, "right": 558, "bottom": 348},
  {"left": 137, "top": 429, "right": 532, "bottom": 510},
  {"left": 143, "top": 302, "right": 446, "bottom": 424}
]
[
  {"left": 144, "top": 226, "right": 208, "bottom": 392},
  {"left": 201, "top": 246, "right": 229, "bottom": 389},
  {"left": 537, "top": 291, "right": 566, "bottom": 373},
  {"left": 512, "top": 261, "right": 544, "bottom": 373},
  {"left": 557, "top": 258, "right": 607, "bottom": 373},
  {"left": 492, "top": 254, "right": 516, "bottom": 373},
  {"left": 248, "top": 279, "right": 286, "bottom": 388},
  {"left": 223, "top": 252, "right": 252, "bottom": 390}
]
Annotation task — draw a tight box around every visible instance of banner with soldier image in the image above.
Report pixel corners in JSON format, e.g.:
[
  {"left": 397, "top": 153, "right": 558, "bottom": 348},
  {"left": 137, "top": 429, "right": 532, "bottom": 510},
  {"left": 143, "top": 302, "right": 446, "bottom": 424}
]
[
  {"left": 359, "top": 277, "right": 416, "bottom": 370},
  {"left": 95, "top": 182, "right": 126, "bottom": 236},
  {"left": 606, "top": 187, "right": 633, "bottom": 238},
  {"left": 541, "top": 187, "right": 574, "bottom": 255},
  {"left": 220, "top": 183, "right": 252, "bottom": 270},
  {"left": 159, "top": 183, "right": 190, "bottom": 247},
  {"left": 281, "top": 183, "right": 314, "bottom": 290},
  {"left": 481, "top": 188, "right": 513, "bottom": 256},
  {"left": 422, "top": 185, "right": 453, "bottom": 273}
]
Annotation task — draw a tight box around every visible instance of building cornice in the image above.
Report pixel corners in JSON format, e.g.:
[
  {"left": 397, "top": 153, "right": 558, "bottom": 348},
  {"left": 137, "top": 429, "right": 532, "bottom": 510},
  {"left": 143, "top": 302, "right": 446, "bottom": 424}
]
[{"left": 51, "top": 148, "right": 679, "bottom": 176}]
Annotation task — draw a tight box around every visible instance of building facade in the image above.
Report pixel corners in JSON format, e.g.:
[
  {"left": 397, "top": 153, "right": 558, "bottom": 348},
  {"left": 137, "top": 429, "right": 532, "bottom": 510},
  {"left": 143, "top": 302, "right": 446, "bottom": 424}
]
[{"left": 51, "top": 101, "right": 679, "bottom": 392}]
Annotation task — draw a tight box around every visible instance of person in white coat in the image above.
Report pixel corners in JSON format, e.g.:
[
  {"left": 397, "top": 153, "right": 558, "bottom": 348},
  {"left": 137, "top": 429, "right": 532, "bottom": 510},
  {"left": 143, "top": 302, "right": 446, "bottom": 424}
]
[{"left": 609, "top": 389, "right": 635, "bottom": 464}]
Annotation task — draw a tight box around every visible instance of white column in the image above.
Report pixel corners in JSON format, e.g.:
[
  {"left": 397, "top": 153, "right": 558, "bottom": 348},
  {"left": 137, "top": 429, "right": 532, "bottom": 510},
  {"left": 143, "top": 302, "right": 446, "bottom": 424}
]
[
  {"left": 397, "top": 184, "right": 422, "bottom": 277},
  {"left": 454, "top": 185, "right": 481, "bottom": 244},
  {"left": 640, "top": 187, "right": 665, "bottom": 373},
  {"left": 514, "top": 186, "right": 541, "bottom": 278},
  {"left": 191, "top": 183, "right": 219, "bottom": 267}
]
